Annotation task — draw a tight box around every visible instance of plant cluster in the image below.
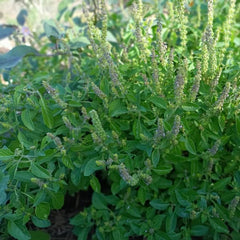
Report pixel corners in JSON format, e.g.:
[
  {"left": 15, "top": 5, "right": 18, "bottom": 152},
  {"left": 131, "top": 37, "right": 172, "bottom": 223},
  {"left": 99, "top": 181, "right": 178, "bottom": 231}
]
[{"left": 0, "top": 0, "right": 240, "bottom": 239}]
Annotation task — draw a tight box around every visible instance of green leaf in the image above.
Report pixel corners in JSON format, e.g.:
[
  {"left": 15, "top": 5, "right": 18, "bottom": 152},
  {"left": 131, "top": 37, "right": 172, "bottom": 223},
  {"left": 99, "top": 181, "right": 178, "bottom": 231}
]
[
  {"left": 92, "top": 192, "right": 108, "bottom": 210},
  {"left": 31, "top": 216, "right": 50, "bottom": 228},
  {"left": 31, "top": 163, "right": 51, "bottom": 179},
  {"left": 0, "top": 25, "right": 16, "bottom": 39},
  {"left": 175, "top": 190, "right": 190, "bottom": 207},
  {"left": 33, "top": 191, "right": 46, "bottom": 207},
  {"left": 150, "top": 199, "right": 169, "bottom": 210},
  {"left": 132, "top": 119, "right": 142, "bottom": 139},
  {"left": 107, "top": 31, "right": 117, "bottom": 43},
  {"left": 209, "top": 217, "right": 229, "bottom": 234},
  {"left": 14, "top": 171, "right": 35, "bottom": 182},
  {"left": 39, "top": 94, "right": 54, "bottom": 129},
  {"left": 182, "top": 103, "right": 200, "bottom": 111},
  {"left": 166, "top": 212, "right": 177, "bottom": 233},
  {"left": 153, "top": 215, "right": 166, "bottom": 229},
  {"left": 0, "top": 191, "right": 7, "bottom": 205},
  {"left": 71, "top": 167, "right": 82, "bottom": 186},
  {"left": 184, "top": 137, "right": 197, "bottom": 155},
  {"left": 35, "top": 202, "right": 50, "bottom": 220},
  {"left": 50, "top": 192, "right": 64, "bottom": 209},
  {"left": 84, "top": 159, "right": 103, "bottom": 177},
  {"left": 62, "top": 155, "right": 74, "bottom": 169},
  {"left": 109, "top": 100, "right": 128, "bottom": 117},
  {"left": 90, "top": 175, "right": 101, "bottom": 193},
  {"left": 236, "top": 115, "right": 240, "bottom": 136},
  {"left": 0, "top": 173, "right": 9, "bottom": 204},
  {"left": 76, "top": 227, "right": 91, "bottom": 240},
  {"left": 0, "top": 147, "right": 14, "bottom": 160},
  {"left": 18, "top": 131, "right": 34, "bottom": 149},
  {"left": 8, "top": 221, "right": 31, "bottom": 240},
  {"left": 155, "top": 232, "right": 171, "bottom": 240},
  {"left": 191, "top": 225, "right": 209, "bottom": 236},
  {"left": 70, "top": 37, "right": 90, "bottom": 49},
  {"left": 218, "top": 115, "right": 225, "bottom": 132},
  {"left": 30, "top": 231, "right": 50, "bottom": 240},
  {"left": 234, "top": 37, "right": 240, "bottom": 46},
  {"left": 138, "top": 187, "right": 146, "bottom": 205},
  {"left": 151, "top": 148, "right": 160, "bottom": 167},
  {"left": 21, "top": 109, "right": 35, "bottom": 131},
  {"left": 212, "top": 177, "right": 231, "bottom": 191},
  {"left": 149, "top": 96, "right": 167, "bottom": 109},
  {"left": 112, "top": 230, "right": 122, "bottom": 240},
  {"left": 17, "top": 9, "right": 28, "bottom": 26},
  {"left": 70, "top": 213, "right": 86, "bottom": 226},
  {"left": 152, "top": 165, "right": 173, "bottom": 175},
  {"left": 0, "top": 45, "right": 38, "bottom": 69},
  {"left": 43, "top": 21, "right": 60, "bottom": 43},
  {"left": 154, "top": 178, "right": 172, "bottom": 189}
]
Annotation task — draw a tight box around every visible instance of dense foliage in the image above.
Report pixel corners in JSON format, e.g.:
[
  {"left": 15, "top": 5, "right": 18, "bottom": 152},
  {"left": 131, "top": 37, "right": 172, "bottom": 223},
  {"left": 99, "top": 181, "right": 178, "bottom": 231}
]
[{"left": 0, "top": 0, "right": 240, "bottom": 239}]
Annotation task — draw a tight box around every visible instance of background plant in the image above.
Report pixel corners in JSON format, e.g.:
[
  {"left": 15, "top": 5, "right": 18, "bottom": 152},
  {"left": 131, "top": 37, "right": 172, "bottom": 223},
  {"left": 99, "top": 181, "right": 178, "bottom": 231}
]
[{"left": 0, "top": 0, "right": 240, "bottom": 240}]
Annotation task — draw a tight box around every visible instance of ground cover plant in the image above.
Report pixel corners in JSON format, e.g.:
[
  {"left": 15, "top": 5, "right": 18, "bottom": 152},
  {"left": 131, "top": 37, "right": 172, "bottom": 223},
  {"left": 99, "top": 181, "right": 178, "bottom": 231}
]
[{"left": 0, "top": 0, "right": 240, "bottom": 239}]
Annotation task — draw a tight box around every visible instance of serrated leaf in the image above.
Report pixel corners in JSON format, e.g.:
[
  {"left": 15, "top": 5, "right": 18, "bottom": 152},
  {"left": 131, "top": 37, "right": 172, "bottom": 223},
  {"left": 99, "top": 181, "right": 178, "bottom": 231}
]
[
  {"left": 35, "top": 202, "right": 50, "bottom": 219},
  {"left": 18, "top": 131, "right": 33, "bottom": 149},
  {"left": 92, "top": 192, "right": 108, "bottom": 210},
  {"left": 175, "top": 190, "right": 190, "bottom": 207},
  {"left": 218, "top": 115, "right": 225, "bottom": 132},
  {"left": 84, "top": 159, "right": 103, "bottom": 176},
  {"left": 153, "top": 215, "right": 166, "bottom": 229},
  {"left": 50, "top": 192, "right": 64, "bottom": 209},
  {"left": 191, "top": 225, "right": 209, "bottom": 236},
  {"left": 151, "top": 148, "right": 160, "bottom": 167},
  {"left": 182, "top": 103, "right": 200, "bottom": 111},
  {"left": 39, "top": 94, "right": 54, "bottom": 129},
  {"left": 14, "top": 171, "right": 35, "bottom": 182},
  {"left": 236, "top": 115, "right": 240, "bottom": 136},
  {"left": 150, "top": 199, "right": 169, "bottom": 210},
  {"left": 149, "top": 96, "right": 167, "bottom": 109},
  {"left": 70, "top": 37, "right": 90, "bottom": 49},
  {"left": 71, "top": 167, "right": 82, "bottom": 186},
  {"left": 152, "top": 165, "right": 173, "bottom": 175},
  {"left": 31, "top": 216, "right": 51, "bottom": 228},
  {"left": 17, "top": 9, "right": 28, "bottom": 26},
  {"left": 33, "top": 191, "right": 46, "bottom": 207},
  {"left": 43, "top": 21, "right": 60, "bottom": 43},
  {"left": 107, "top": 31, "right": 117, "bottom": 43},
  {"left": 62, "top": 155, "right": 74, "bottom": 169},
  {"left": 31, "top": 163, "right": 51, "bottom": 179},
  {"left": 209, "top": 217, "right": 229, "bottom": 234},
  {"left": 133, "top": 119, "right": 142, "bottom": 139},
  {"left": 76, "top": 228, "right": 91, "bottom": 240},
  {"left": 184, "top": 137, "right": 197, "bottom": 155},
  {"left": 166, "top": 212, "right": 177, "bottom": 233},
  {"left": 8, "top": 221, "right": 31, "bottom": 240},
  {"left": 212, "top": 177, "right": 231, "bottom": 191},
  {"left": 109, "top": 100, "right": 128, "bottom": 117},
  {"left": 155, "top": 232, "right": 171, "bottom": 240},
  {"left": 0, "top": 45, "right": 38, "bottom": 69},
  {"left": 138, "top": 187, "right": 146, "bottom": 205},
  {"left": 90, "top": 175, "right": 101, "bottom": 193},
  {"left": 0, "top": 147, "right": 14, "bottom": 160},
  {"left": 112, "top": 230, "right": 122, "bottom": 240},
  {"left": 0, "top": 191, "right": 7, "bottom": 205},
  {"left": 21, "top": 109, "right": 35, "bottom": 131}
]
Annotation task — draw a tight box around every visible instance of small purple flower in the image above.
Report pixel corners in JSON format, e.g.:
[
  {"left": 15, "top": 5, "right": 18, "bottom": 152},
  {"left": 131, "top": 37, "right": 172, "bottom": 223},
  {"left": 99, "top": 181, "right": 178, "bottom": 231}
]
[{"left": 20, "top": 26, "right": 31, "bottom": 37}]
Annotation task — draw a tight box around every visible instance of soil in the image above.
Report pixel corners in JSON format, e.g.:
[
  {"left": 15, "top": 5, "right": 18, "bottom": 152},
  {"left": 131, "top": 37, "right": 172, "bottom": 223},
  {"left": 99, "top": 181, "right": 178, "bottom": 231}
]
[{"left": 26, "top": 190, "right": 93, "bottom": 240}]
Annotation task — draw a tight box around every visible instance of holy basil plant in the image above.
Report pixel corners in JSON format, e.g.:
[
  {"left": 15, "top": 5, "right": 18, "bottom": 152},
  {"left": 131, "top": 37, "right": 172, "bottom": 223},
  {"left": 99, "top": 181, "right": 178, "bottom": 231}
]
[{"left": 0, "top": 0, "right": 240, "bottom": 240}]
